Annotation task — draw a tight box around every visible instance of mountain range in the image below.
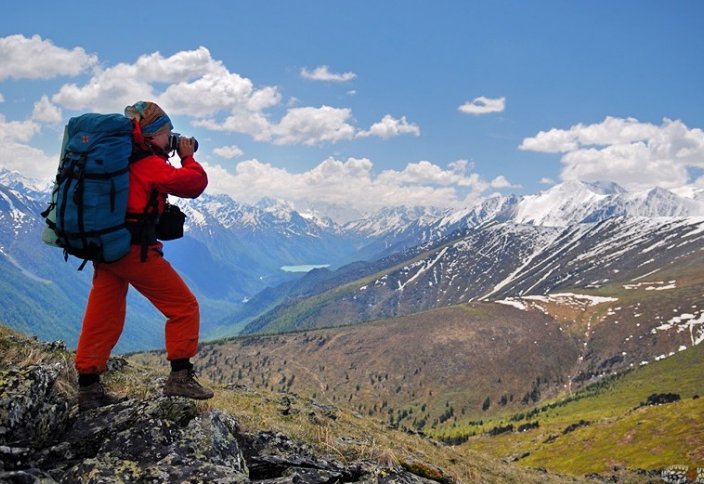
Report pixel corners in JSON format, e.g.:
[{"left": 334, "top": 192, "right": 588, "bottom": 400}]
[{"left": 1, "top": 167, "right": 703, "bottom": 353}]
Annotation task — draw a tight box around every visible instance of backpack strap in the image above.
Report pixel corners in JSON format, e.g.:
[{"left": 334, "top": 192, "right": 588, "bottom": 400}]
[{"left": 126, "top": 188, "right": 160, "bottom": 262}]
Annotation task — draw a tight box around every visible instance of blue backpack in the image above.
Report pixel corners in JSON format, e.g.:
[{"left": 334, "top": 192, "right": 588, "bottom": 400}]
[{"left": 42, "top": 113, "right": 135, "bottom": 268}]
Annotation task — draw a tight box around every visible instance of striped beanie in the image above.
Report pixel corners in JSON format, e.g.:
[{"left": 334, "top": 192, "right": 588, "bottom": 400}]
[{"left": 124, "top": 101, "right": 173, "bottom": 136}]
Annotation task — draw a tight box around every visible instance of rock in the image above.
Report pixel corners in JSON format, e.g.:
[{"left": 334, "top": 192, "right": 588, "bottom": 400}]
[
  {"left": 105, "top": 357, "right": 128, "bottom": 373},
  {"left": 0, "top": 467, "right": 57, "bottom": 483},
  {"left": 0, "top": 364, "right": 71, "bottom": 449},
  {"left": 38, "top": 397, "right": 249, "bottom": 483},
  {"left": 238, "top": 430, "right": 445, "bottom": 483},
  {"left": 311, "top": 400, "right": 338, "bottom": 420},
  {"left": 0, "top": 445, "right": 32, "bottom": 471}
]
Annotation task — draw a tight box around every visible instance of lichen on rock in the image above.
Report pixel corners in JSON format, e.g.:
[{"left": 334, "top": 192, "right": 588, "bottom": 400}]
[{"left": 0, "top": 363, "right": 72, "bottom": 449}]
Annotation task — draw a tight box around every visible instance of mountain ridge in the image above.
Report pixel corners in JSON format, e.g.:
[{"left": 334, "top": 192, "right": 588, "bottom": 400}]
[
  {"left": 2, "top": 167, "right": 704, "bottom": 351},
  {"left": 237, "top": 215, "right": 704, "bottom": 337}
]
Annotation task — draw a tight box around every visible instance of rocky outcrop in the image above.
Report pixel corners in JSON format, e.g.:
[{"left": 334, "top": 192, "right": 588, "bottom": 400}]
[
  {"left": 0, "top": 363, "right": 72, "bottom": 450},
  {"left": 0, "top": 359, "right": 446, "bottom": 483}
]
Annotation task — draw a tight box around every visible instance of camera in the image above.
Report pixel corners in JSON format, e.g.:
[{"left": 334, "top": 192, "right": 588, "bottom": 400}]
[{"left": 168, "top": 133, "right": 199, "bottom": 153}]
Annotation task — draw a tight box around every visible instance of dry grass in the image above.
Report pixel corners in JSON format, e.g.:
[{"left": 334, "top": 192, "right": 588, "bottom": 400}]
[
  {"left": 118, "top": 356, "right": 592, "bottom": 483},
  {"left": 135, "top": 303, "right": 580, "bottom": 434},
  {"left": 0, "top": 329, "right": 78, "bottom": 399}
]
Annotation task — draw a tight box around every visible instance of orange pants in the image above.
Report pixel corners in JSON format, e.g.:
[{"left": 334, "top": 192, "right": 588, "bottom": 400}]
[{"left": 75, "top": 245, "right": 199, "bottom": 375}]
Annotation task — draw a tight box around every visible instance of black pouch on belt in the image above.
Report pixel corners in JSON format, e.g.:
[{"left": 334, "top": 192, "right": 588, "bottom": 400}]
[{"left": 156, "top": 203, "right": 186, "bottom": 240}]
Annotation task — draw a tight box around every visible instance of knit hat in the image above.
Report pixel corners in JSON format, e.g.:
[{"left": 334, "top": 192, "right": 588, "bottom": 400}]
[{"left": 124, "top": 101, "right": 173, "bottom": 136}]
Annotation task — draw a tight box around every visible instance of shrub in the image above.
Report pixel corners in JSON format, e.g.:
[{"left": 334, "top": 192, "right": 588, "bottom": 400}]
[
  {"left": 518, "top": 421, "right": 539, "bottom": 432},
  {"left": 487, "top": 424, "right": 514, "bottom": 436},
  {"left": 639, "top": 393, "right": 681, "bottom": 407},
  {"left": 562, "top": 420, "right": 590, "bottom": 434}
]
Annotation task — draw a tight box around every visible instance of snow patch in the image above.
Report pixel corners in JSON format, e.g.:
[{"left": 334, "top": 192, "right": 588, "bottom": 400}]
[
  {"left": 495, "top": 299, "right": 529, "bottom": 311},
  {"left": 623, "top": 280, "right": 676, "bottom": 291},
  {"left": 651, "top": 310, "right": 704, "bottom": 346},
  {"left": 397, "top": 247, "right": 448, "bottom": 291},
  {"left": 495, "top": 292, "right": 617, "bottom": 311}
]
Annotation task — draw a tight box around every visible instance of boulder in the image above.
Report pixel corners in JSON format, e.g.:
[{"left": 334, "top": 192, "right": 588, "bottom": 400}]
[{"left": 0, "top": 364, "right": 71, "bottom": 450}]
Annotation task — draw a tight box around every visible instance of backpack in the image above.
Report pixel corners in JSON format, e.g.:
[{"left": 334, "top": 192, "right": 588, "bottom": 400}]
[{"left": 42, "top": 113, "right": 135, "bottom": 269}]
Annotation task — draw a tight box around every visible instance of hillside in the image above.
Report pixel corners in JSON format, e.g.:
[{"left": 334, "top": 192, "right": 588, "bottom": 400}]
[
  {"left": 442, "top": 341, "right": 704, "bottom": 476},
  {"left": 3, "top": 172, "right": 704, "bottom": 354},
  {"left": 139, "top": 304, "right": 581, "bottom": 428},
  {"left": 0, "top": 324, "right": 594, "bottom": 483},
  {"left": 130, "top": 312, "right": 704, "bottom": 479},
  {"left": 134, "top": 253, "right": 704, "bottom": 430},
  {"left": 238, "top": 217, "right": 704, "bottom": 337},
  {"left": 130, "top": 308, "right": 703, "bottom": 480}
]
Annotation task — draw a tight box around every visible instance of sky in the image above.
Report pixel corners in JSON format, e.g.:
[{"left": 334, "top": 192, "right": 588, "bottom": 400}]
[{"left": 1, "top": 1, "right": 703, "bottom": 222}]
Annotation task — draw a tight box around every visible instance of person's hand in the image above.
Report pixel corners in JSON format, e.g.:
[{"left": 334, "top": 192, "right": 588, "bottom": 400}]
[{"left": 178, "top": 137, "right": 196, "bottom": 159}]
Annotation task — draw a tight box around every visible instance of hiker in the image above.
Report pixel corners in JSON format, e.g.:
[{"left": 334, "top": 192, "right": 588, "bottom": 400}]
[{"left": 75, "top": 101, "right": 214, "bottom": 411}]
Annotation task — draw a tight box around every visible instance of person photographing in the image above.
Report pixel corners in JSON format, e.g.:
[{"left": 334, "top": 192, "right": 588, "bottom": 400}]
[{"left": 75, "top": 101, "right": 214, "bottom": 411}]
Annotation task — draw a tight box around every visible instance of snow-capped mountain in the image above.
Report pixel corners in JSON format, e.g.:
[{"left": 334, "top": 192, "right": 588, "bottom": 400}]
[
  {"left": 177, "top": 194, "right": 337, "bottom": 237},
  {"left": 242, "top": 214, "right": 704, "bottom": 349},
  {"left": 0, "top": 169, "right": 49, "bottom": 194},
  {"left": 0, "top": 183, "right": 43, "bottom": 242},
  {"left": 371, "top": 181, "right": 704, "bottom": 255},
  {"left": 2, "top": 167, "right": 704, "bottom": 351},
  {"left": 513, "top": 180, "right": 622, "bottom": 226},
  {"left": 236, "top": 180, "right": 704, "bottom": 341},
  {"left": 343, "top": 205, "right": 449, "bottom": 237}
]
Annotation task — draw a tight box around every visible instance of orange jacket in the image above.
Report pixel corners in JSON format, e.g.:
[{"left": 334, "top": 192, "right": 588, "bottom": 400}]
[{"left": 127, "top": 153, "right": 208, "bottom": 216}]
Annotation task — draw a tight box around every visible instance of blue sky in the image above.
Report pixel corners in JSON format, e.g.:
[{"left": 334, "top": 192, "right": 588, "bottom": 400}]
[{"left": 2, "top": 1, "right": 703, "bottom": 221}]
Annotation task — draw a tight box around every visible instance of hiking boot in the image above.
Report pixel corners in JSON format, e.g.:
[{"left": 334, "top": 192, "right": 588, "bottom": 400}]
[
  {"left": 164, "top": 369, "right": 214, "bottom": 400},
  {"left": 78, "top": 382, "right": 123, "bottom": 411}
]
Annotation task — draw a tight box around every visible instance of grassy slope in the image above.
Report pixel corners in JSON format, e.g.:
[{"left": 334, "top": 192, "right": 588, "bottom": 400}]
[
  {"left": 133, "top": 257, "right": 704, "bottom": 478},
  {"left": 442, "top": 342, "right": 704, "bottom": 475},
  {"left": 132, "top": 277, "right": 704, "bottom": 478},
  {"left": 0, "top": 323, "right": 592, "bottom": 484},
  {"left": 139, "top": 303, "right": 582, "bottom": 431}
]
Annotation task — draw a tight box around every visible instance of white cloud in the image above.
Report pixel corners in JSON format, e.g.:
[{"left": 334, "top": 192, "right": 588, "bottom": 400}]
[
  {"left": 196, "top": 111, "right": 274, "bottom": 142},
  {"left": 0, "top": 93, "right": 4, "bottom": 103},
  {"left": 520, "top": 116, "right": 704, "bottom": 190},
  {"left": 0, "top": 142, "right": 56, "bottom": 184},
  {"left": 203, "top": 157, "right": 508, "bottom": 221},
  {"left": 357, "top": 115, "right": 420, "bottom": 139},
  {"left": 519, "top": 116, "right": 661, "bottom": 153},
  {"left": 272, "top": 106, "right": 356, "bottom": 145},
  {"left": 490, "top": 175, "right": 515, "bottom": 189},
  {"left": 213, "top": 145, "right": 244, "bottom": 159},
  {"left": 0, "top": 34, "right": 97, "bottom": 81},
  {"left": 459, "top": 96, "right": 506, "bottom": 115},
  {"left": 42, "top": 46, "right": 410, "bottom": 146},
  {"left": 52, "top": 69, "right": 154, "bottom": 113},
  {"left": 300, "top": 65, "right": 356, "bottom": 82},
  {"left": 539, "top": 177, "right": 556, "bottom": 185},
  {"left": 379, "top": 160, "right": 479, "bottom": 187},
  {"left": 0, "top": 115, "right": 55, "bottom": 182},
  {"left": 52, "top": 47, "right": 239, "bottom": 113},
  {"left": 201, "top": 108, "right": 419, "bottom": 144},
  {"left": 161, "top": 69, "right": 281, "bottom": 117},
  {"left": 32, "top": 96, "right": 62, "bottom": 124},
  {"left": 0, "top": 115, "right": 40, "bottom": 143}
]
